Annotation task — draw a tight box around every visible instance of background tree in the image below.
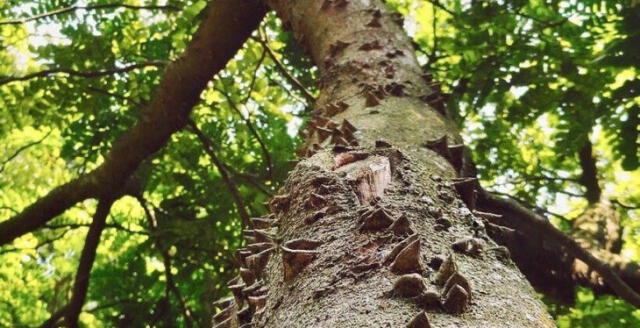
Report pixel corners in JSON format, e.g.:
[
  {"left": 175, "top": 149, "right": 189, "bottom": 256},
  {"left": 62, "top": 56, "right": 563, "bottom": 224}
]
[{"left": 0, "top": 0, "right": 638, "bottom": 327}]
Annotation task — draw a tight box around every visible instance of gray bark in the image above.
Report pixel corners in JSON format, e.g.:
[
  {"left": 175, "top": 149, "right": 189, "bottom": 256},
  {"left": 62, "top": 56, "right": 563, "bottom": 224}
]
[{"left": 212, "top": 1, "right": 556, "bottom": 327}]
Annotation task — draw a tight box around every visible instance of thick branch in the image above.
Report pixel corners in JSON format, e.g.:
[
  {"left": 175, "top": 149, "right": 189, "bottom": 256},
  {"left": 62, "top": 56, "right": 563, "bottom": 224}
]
[
  {"left": 0, "top": 0, "right": 267, "bottom": 246},
  {"left": 40, "top": 198, "right": 114, "bottom": 328},
  {"left": 578, "top": 140, "right": 602, "bottom": 204},
  {"left": 478, "top": 190, "right": 640, "bottom": 308},
  {"left": 0, "top": 3, "right": 181, "bottom": 26}
]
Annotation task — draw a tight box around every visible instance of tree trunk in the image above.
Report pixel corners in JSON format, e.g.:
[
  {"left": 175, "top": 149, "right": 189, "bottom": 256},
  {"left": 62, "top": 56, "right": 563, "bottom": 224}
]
[{"left": 212, "top": 1, "right": 555, "bottom": 327}]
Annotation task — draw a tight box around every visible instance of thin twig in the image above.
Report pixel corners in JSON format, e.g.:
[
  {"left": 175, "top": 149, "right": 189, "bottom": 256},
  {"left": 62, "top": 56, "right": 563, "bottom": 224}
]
[
  {"left": 612, "top": 199, "right": 640, "bottom": 210},
  {"left": 85, "top": 86, "right": 147, "bottom": 108},
  {"left": 44, "top": 222, "right": 148, "bottom": 235},
  {"left": 232, "top": 171, "right": 274, "bottom": 196},
  {"left": 217, "top": 84, "right": 275, "bottom": 183},
  {"left": 0, "top": 130, "right": 52, "bottom": 174},
  {"left": 0, "top": 206, "right": 19, "bottom": 214},
  {"left": 0, "top": 3, "right": 181, "bottom": 26},
  {"left": 515, "top": 11, "right": 567, "bottom": 27},
  {"left": 424, "top": 0, "right": 456, "bottom": 16},
  {"left": 252, "top": 34, "right": 316, "bottom": 103},
  {"left": 187, "top": 119, "right": 252, "bottom": 227},
  {"left": 0, "top": 61, "right": 167, "bottom": 86},
  {"left": 136, "top": 196, "right": 193, "bottom": 328},
  {"left": 0, "top": 229, "right": 73, "bottom": 255},
  {"left": 265, "top": 73, "right": 308, "bottom": 106},
  {"left": 242, "top": 48, "right": 267, "bottom": 105}
]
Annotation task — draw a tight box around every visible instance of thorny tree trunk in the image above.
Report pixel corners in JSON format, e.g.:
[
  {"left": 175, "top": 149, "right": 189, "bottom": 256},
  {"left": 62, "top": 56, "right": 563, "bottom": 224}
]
[{"left": 211, "top": 1, "right": 555, "bottom": 327}]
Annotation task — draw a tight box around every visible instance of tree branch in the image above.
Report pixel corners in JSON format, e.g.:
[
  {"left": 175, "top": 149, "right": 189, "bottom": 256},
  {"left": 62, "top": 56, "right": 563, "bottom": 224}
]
[
  {"left": 0, "top": 228, "right": 73, "bottom": 255},
  {"left": 423, "top": 0, "right": 456, "bottom": 16},
  {"left": 252, "top": 34, "right": 316, "bottom": 103},
  {"left": 478, "top": 190, "right": 640, "bottom": 308},
  {"left": 217, "top": 84, "right": 275, "bottom": 182},
  {"left": 85, "top": 86, "right": 147, "bottom": 108},
  {"left": 40, "top": 198, "right": 115, "bottom": 328},
  {"left": 187, "top": 119, "right": 251, "bottom": 227},
  {"left": 612, "top": 199, "right": 640, "bottom": 210},
  {"left": 44, "top": 222, "right": 148, "bottom": 235},
  {"left": 487, "top": 189, "right": 567, "bottom": 221},
  {"left": 578, "top": 140, "right": 602, "bottom": 204},
  {"left": 242, "top": 47, "right": 268, "bottom": 105},
  {"left": 0, "top": 3, "right": 181, "bottom": 26},
  {"left": 0, "top": 61, "right": 167, "bottom": 86},
  {"left": 0, "top": 130, "right": 52, "bottom": 174},
  {"left": 0, "top": 206, "right": 18, "bottom": 214},
  {"left": 136, "top": 196, "right": 193, "bottom": 328},
  {"left": 0, "top": 0, "right": 267, "bottom": 246}
]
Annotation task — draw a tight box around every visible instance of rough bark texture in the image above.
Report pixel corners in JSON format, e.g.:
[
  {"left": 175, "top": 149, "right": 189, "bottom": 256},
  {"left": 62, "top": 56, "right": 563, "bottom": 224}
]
[{"left": 211, "top": 1, "right": 555, "bottom": 327}]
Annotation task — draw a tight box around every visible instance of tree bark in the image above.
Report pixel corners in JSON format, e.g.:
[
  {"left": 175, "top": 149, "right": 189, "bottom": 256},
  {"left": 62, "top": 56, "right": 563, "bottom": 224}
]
[{"left": 211, "top": 1, "right": 555, "bottom": 327}]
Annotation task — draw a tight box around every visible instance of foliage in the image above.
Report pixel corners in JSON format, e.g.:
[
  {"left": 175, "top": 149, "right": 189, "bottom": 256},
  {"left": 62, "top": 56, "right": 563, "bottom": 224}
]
[{"left": 0, "top": 0, "right": 638, "bottom": 327}]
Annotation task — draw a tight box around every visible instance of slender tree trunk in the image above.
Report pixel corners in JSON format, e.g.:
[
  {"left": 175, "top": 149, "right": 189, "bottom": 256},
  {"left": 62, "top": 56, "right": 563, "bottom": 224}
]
[{"left": 212, "top": 1, "right": 556, "bottom": 327}]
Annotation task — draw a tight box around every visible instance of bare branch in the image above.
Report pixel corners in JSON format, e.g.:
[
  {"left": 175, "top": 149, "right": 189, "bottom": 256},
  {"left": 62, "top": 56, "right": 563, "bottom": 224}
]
[
  {"left": 0, "top": 130, "right": 52, "bottom": 174},
  {"left": 40, "top": 198, "right": 115, "bottom": 328},
  {"left": 44, "top": 222, "right": 148, "bottom": 235},
  {"left": 187, "top": 119, "right": 251, "bottom": 227},
  {"left": 423, "top": 0, "right": 456, "bottom": 16},
  {"left": 0, "top": 61, "right": 167, "bottom": 86},
  {"left": 612, "top": 199, "right": 640, "bottom": 210},
  {"left": 578, "top": 140, "right": 602, "bottom": 204},
  {"left": 487, "top": 190, "right": 567, "bottom": 221},
  {"left": 0, "top": 3, "right": 181, "bottom": 26},
  {"left": 479, "top": 190, "right": 640, "bottom": 308},
  {"left": 217, "top": 84, "right": 275, "bottom": 183},
  {"left": 136, "top": 196, "right": 193, "bottom": 328},
  {"left": 85, "top": 86, "right": 147, "bottom": 108},
  {"left": 242, "top": 48, "right": 268, "bottom": 105},
  {"left": 0, "top": 0, "right": 267, "bottom": 246},
  {"left": 252, "top": 34, "right": 316, "bottom": 104}
]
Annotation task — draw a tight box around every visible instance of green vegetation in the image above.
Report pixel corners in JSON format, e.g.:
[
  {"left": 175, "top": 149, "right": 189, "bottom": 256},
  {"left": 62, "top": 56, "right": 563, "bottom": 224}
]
[{"left": 0, "top": 0, "right": 638, "bottom": 326}]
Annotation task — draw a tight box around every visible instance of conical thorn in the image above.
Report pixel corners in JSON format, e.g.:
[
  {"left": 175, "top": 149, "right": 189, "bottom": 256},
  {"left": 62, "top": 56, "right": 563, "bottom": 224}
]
[
  {"left": 390, "top": 239, "right": 423, "bottom": 274},
  {"left": 434, "top": 253, "right": 457, "bottom": 285},
  {"left": 407, "top": 311, "right": 431, "bottom": 328},
  {"left": 442, "top": 284, "right": 470, "bottom": 314},
  {"left": 390, "top": 214, "right": 414, "bottom": 236},
  {"left": 360, "top": 206, "right": 395, "bottom": 231},
  {"left": 281, "top": 246, "right": 320, "bottom": 280},
  {"left": 392, "top": 273, "right": 426, "bottom": 298}
]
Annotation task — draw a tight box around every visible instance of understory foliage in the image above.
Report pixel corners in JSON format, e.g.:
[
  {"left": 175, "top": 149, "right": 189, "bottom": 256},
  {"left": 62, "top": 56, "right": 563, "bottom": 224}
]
[{"left": 0, "top": 0, "right": 638, "bottom": 327}]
